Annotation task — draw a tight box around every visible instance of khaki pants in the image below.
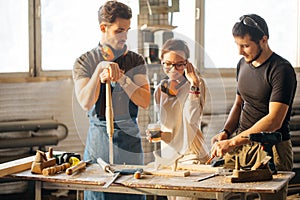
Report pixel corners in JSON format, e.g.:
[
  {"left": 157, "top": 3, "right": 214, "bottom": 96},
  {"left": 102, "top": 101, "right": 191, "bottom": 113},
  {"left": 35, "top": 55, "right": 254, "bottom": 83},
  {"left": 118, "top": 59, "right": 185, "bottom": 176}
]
[{"left": 224, "top": 140, "right": 293, "bottom": 200}]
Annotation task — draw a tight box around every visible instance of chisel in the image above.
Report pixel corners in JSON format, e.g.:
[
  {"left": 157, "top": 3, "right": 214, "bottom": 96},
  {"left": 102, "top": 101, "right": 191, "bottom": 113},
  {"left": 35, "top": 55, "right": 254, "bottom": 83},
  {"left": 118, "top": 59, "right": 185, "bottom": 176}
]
[
  {"left": 196, "top": 169, "right": 232, "bottom": 182},
  {"left": 97, "top": 157, "right": 143, "bottom": 176},
  {"left": 97, "top": 157, "right": 143, "bottom": 188},
  {"left": 196, "top": 173, "right": 219, "bottom": 182},
  {"left": 103, "top": 172, "right": 121, "bottom": 188},
  {"left": 102, "top": 168, "right": 144, "bottom": 188}
]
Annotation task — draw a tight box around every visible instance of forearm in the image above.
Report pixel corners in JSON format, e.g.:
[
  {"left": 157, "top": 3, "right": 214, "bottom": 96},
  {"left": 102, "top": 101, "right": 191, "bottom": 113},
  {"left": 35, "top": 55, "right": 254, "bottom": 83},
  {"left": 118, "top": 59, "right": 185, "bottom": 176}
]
[
  {"left": 130, "top": 85, "right": 151, "bottom": 108},
  {"left": 223, "top": 104, "right": 241, "bottom": 135},
  {"left": 75, "top": 68, "right": 102, "bottom": 110},
  {"left": 228, "top": 118, "right": 276, "bottom": 147},
  {"left": 231, "top": 114, "right": 284, "bottom": 146},
  {"left": 118, "top": 75, "right": 151, "bottom": 109},
  {"left": 230, "top": 102, "right": 289, "bottom": 147},
  {"left": 186, "top": 77, "right": 205, "bottom": 120},
  {"left": 184, "top": 97, "right": 202, "bottom": 126}
]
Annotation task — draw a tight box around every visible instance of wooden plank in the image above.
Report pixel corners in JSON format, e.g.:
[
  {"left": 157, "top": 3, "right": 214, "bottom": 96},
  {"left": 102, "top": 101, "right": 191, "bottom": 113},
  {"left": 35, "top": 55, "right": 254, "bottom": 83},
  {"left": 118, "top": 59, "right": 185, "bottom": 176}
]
[
  {"left": 0, "top": 155, "right": 35, "bottom": 177},
  {"left": 144, "top": 169, "right": 190, "bottom": 177},
  {"left": 171, "top": 163, "right": 220, "bottom": 172},
  {"left": 0, "top": 150, "right": 62, "bottom": 177},
  {"left": 145, "top": 163, "right": 221, "bottom": 172},
  {"left": 106, "top": 164, "right": 191, "bottom": 177},
  {"left": 110, "top": 163, "right": 221, "bottom": 177}
]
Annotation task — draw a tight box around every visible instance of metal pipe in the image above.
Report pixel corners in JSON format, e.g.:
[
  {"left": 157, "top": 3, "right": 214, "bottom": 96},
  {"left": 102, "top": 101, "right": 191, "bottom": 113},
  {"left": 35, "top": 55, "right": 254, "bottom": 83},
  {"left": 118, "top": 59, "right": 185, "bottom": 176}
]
[
  {"left": 0, "top": 119, "right": 59, "bottom": 133},
  {"left": 0, "top": 136, "right": 58, "bottom": 149}
]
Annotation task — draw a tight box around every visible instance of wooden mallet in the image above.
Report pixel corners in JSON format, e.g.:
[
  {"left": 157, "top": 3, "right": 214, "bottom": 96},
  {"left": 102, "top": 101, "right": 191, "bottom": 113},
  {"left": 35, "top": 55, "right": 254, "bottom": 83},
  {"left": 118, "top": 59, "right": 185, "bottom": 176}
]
[{"left": 106, "top": 80, "right": 114, "bottom": 164}]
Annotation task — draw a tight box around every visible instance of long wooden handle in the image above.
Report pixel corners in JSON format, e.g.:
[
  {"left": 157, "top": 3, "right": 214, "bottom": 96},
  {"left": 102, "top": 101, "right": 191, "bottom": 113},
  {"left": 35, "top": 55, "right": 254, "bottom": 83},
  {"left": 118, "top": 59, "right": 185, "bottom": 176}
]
[
  {"left": 106, "top": 81, "right": 114, "bottom": 164},
  {"left": 42, "top": 163, "right": 70, "bottom": 176},
  {"left": 106, "top": 81, "right": 114, "bottom": 137},
  {"left": 66, "top": 160, "right": 86, "bottom": 175}
]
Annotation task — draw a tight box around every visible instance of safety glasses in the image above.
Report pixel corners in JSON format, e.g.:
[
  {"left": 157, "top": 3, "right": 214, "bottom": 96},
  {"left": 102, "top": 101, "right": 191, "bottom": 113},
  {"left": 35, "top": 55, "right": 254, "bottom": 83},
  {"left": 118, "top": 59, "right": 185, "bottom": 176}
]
[
  {"left": 240, "top": 16, "right": 266, "bottom": 35},
  {"left": 162, "top": 61, "right": 187, "bottom": 71}
]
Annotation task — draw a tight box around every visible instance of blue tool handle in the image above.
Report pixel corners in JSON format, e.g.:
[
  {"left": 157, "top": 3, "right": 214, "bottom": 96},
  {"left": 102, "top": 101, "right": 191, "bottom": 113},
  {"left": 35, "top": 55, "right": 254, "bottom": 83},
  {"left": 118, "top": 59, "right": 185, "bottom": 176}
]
[{"left": 115, "top": 168, "right": 143, "bottom": 175}]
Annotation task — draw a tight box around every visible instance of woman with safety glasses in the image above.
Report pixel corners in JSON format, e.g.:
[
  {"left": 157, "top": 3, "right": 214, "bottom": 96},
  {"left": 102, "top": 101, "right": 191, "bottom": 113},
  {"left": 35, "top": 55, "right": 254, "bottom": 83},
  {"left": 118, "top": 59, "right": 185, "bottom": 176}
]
[{"left": 147, "top": 39, "right": 210, "bottom": 199}]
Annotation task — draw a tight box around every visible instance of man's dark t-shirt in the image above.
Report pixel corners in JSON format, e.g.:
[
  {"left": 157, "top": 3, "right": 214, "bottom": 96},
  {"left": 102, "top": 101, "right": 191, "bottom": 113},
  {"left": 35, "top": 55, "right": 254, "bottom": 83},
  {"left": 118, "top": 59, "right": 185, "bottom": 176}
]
[
  {"left": 73, "top": 45, "right": 146, "bottom": 120},
  {"left": 236, "top": 53, "right": 297, "bottom": 140}
]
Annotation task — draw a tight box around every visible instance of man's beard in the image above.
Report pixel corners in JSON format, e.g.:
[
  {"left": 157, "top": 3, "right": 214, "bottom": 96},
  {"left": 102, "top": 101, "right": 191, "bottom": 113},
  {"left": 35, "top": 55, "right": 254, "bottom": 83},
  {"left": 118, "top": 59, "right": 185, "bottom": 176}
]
[{"left": 247, "top": 45, "right": 263, "bottom": 64}]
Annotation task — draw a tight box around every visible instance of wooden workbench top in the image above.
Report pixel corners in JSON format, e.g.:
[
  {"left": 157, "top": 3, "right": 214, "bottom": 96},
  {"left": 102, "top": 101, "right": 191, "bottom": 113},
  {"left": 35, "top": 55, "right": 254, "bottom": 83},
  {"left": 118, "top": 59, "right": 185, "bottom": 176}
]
[{"left": 4, "top": 163, "right": 295, "bottom": 195}]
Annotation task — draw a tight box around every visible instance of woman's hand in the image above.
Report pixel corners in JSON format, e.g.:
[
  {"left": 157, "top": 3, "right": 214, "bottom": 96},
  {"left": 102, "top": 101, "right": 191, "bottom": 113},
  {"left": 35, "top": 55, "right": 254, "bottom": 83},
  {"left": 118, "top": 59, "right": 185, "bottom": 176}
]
[
  {"left": 146, "top": 129, "right": 161, "bottom": 143},
  {"left": 146, "top": 130, "right": 173, "bottom": 143},
  {"left": 184, "top": 61, "right": 199, "bottom": 86}
]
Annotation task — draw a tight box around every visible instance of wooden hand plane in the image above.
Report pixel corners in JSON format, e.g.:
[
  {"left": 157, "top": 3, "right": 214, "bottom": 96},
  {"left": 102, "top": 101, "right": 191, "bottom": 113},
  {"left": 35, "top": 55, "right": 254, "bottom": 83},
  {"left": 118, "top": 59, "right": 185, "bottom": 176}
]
[{"left": 227, "top": 155, "right": 273, "bottom": 183}]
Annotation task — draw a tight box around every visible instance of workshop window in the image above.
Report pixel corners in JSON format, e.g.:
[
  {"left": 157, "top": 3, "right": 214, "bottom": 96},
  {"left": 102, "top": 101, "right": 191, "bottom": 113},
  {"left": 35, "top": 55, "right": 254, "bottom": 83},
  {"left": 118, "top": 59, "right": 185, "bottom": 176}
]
[
  {"left": 0, "top": 0, "right": 299, "bottom": 76},
  {"left": 0, "top": 0, "right": 29, "bottom": 73},
  {"left": 40, "top": 0, "right": 139, "bottom": 71},
  {"left": 40, "top": 0, "right": 101, "bottom": 71},
  {"left": 204, "top": 0, "right": 299, "bottom": 69}
]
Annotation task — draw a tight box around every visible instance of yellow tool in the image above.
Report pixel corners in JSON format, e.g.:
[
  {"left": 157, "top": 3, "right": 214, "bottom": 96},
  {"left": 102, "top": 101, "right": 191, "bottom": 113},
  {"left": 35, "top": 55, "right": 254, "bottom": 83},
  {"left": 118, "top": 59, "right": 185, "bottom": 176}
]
[{"left": 69, "top": 157, "right": 80, "bottom": 167}]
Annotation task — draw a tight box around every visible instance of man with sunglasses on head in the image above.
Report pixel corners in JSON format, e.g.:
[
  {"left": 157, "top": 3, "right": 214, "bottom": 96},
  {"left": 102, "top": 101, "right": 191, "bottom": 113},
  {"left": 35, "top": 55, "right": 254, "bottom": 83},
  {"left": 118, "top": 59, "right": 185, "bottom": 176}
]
[
  {"left": 73, "top": 1, "right": 150, "bottom": 200},
  {"left": 211, "top": 14, "right": 297, "bottom": 199}
]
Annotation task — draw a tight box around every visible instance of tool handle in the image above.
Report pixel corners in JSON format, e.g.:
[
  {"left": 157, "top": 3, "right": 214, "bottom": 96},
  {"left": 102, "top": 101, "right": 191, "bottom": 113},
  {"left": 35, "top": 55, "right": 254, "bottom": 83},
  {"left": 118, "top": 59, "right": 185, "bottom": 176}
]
[
  {"left": 66, "top": 160, "right": 86, "bottom": 175},
  {"left": 115, "top": 168, "right": 143, "bottom": 175},
  {"left": 42, "top": 163, "right": 70, "bottom": 176},
  {"left": 97, "top": 157, "right": 112, "bottom": 173},
  {"left": 106, "top": 81, "right": 114, "bottom": 165},
  {"left": 48, "top": 147, "right": 53, "bottom": 158},
  {"left": 106, "top": 81, "right": 114, "bottom": 137},
  {"left": 205, "top": 156, "right": 215, "bottom": 165}
]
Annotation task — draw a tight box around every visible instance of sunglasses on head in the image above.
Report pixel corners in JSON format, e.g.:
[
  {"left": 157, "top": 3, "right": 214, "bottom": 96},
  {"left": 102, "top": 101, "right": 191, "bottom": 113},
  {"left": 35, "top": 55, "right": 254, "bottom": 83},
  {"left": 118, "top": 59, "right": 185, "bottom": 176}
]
[{"left": 240, "top": 16, "right": 266, "bottom": 36}]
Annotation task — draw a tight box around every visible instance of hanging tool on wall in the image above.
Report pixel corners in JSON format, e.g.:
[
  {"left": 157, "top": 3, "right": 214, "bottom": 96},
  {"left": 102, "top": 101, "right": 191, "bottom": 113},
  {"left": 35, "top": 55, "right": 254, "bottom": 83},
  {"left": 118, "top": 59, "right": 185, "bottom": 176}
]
[{"left": 106, "top": 80, "right": 114, "bottom": 164}]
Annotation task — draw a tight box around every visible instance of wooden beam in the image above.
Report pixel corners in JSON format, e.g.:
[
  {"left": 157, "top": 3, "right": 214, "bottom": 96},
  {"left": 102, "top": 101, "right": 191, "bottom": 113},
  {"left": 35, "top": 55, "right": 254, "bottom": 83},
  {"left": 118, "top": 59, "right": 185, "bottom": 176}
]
[{"left": 0, "top": 155, "right": 35, "bottom": 177}]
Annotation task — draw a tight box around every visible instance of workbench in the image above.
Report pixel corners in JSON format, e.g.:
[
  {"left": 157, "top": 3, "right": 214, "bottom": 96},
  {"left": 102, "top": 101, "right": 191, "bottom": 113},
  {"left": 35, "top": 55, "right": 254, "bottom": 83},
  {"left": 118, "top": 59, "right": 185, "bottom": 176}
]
[{"left": 2, "top": 163, "right": 295, "bottom": 200}]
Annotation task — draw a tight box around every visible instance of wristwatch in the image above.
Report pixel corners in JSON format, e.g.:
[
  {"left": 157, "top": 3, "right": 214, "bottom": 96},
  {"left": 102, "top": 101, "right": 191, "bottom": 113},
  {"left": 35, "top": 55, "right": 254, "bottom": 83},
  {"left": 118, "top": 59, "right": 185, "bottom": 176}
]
[
  {"left": 219, "top": 129, "right": 231, "bottom": 137},
  {"left": 119, "top": 75, "right": 131, "bottom": 88},
  {"left": 190, "top": 85, "right": 200, "bottom": 92}
]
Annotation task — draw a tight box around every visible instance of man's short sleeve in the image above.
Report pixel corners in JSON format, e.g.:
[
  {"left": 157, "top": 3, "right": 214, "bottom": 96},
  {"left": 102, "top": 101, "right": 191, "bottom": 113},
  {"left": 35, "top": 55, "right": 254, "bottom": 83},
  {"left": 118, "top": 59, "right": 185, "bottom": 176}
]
[{"left": 270, "top": 63, "right": 297, "bottom": 105}]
